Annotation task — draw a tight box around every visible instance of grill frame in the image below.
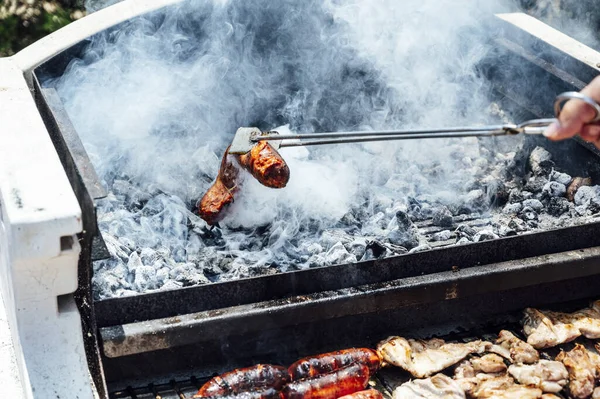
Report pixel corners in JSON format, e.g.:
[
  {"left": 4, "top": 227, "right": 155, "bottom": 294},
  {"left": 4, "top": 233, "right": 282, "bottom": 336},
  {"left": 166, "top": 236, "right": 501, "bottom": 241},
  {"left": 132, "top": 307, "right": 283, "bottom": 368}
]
[{"left": 29, "top": 7, "right": 600, "bottom": 398}]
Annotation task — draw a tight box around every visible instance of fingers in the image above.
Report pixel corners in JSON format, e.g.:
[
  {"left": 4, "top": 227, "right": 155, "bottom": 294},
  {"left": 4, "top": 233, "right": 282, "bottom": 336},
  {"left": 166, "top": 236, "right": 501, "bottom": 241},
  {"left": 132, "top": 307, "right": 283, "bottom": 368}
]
[{"left": 544, "top": 76, "right": 600, "bottom": 140}]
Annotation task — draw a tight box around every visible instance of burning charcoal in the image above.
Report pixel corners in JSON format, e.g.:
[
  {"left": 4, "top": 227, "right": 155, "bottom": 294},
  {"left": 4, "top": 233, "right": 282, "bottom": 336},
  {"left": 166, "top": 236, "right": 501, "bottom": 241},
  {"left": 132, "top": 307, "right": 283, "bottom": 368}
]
[
  {"left": 529, "top": 146, "right": 554, "bottom": 175},
  {"left": 574, "top": 186, "right": 600, "bottom": 207},
  {"left": 473, "top": 230, "right": 499, "bottom": 242},
  {"left": 346, "top": 239, "right": 367, "bottom": 260},
  {"left": 567, "top": 177, "right": 593, "bottom": 202},
  {"left": 456, "top": 237, "right": 471, "bottom": 245},
  {"left": 550, "top": 171, "right": 573, "bottom": 186},
  {"left": 519, "top": 206, "right": 538, "bottom": 221},
  {"left": 156, "top": 267, "right": 170, "bottom": 285},
  {"left": 387, "top": 226, "right": 419, "bottom": 250},
  {"left": 127, "top": 252, "right": 143, "bottom": 274},
  {"left": 160, "top": 280, "right": 184, "bottom": 291},
  {"left": 432, "top": 230, "right": 453, "bottom": 241},
  {"left": 133, "top": 265, "right": 158, "bottom": 291},
  {"left": 498, "top": 225, "right": 517, "bottom": 237},
  {"left": 521, "top": 191, "right": 534, "bottom": 200},
  {"left": 338, "top": 211, "right": 362, "bottom": 228},
  {"left": 547, "top": 197, "right": 571, "bottom": 217},
  {"left": 508, "top": 188, "right": 524, "bottom": 204},
  {"left": 524, "top": 176, "right": 549, "bottom": 193},
  {"left": 171, "top": 263, "right": 210, "bottom": 285},
  {"left": 322, "top": 229, "right": 354, "bottom": 248},
  {"left": 461, "top": 189, "right": 488, "bottom": 213},
  {"left": 522, "top": 199, "right": 543, "bottom": 213},
  {"left": 365, "top": 240, "right": 387, "bottom": 259},
  {"left": 542, "top": 182, "right": 566, "bottom": 198},
  {"left": 431, "top": 206, "right": 453, "bottom": 228},
  {"left": 325, "top": 242, "right": 357, "bottom": 265},
  {"left": 140, "top": 247, "right": 159, "bottom": 266},
  {"left": 409, "top": 244, "right": 432, "bottom": 254},
  {"left": 503, "top": 202, "right": 522, "bottom": 214},
  {"left": 455, "top": 224, "right": 477, "bottom": 239},
  {"left": 482, "top": 178, "right": 509, "bottom": 207}
]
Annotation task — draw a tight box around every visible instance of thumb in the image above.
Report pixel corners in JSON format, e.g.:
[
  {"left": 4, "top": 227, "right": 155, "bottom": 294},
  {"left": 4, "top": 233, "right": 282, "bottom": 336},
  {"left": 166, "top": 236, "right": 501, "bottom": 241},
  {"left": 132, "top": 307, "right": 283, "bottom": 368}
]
[{"left": 544, "top": 76, "right": 600, "bottom": 141}]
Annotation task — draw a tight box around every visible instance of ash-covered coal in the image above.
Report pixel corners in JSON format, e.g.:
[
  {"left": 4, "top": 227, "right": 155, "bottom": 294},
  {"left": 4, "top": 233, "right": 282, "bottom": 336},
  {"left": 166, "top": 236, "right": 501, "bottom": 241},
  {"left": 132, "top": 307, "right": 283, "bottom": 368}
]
[{"left": 51, "top": 0, "right": 600, "bottom": 300}]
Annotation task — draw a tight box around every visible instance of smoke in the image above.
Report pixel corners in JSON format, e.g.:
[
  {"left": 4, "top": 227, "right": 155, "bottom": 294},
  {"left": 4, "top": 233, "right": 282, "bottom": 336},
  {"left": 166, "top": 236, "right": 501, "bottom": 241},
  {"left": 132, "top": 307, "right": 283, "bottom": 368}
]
[{"left": 53, "top": 0, "right": 526, "bottom": 298}]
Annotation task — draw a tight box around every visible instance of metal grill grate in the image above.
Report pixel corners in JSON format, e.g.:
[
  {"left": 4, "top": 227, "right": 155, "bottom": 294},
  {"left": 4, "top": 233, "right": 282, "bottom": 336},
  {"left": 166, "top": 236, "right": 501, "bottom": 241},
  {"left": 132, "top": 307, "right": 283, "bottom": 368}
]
[{"left": 110, "top": 378, "right": 203, "bottom": 399}]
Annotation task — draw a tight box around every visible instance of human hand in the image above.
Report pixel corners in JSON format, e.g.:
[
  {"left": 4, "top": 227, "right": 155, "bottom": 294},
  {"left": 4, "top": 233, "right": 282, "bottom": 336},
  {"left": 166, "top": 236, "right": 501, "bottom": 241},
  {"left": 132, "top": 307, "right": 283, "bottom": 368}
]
[{"left": 544, "top": 76, "right": 600, "bottom": 147}]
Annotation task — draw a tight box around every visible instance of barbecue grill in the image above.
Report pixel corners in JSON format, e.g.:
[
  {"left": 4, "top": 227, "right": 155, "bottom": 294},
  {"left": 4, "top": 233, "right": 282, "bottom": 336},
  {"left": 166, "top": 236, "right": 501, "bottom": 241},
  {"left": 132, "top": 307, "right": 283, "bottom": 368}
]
[{"left": 2, "top": 1, "right": 600, "bottom": 398}]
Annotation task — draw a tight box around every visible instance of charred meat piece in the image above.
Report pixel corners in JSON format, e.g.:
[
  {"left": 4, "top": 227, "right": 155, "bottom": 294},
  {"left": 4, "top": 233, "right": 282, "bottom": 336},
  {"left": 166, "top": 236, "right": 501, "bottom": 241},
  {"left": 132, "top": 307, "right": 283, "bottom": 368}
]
[
  {"left": 337, "top": 389, "right": 383, "bottom": 399},
  {"left": 195, "top": 364, "right": 290, "bottom": 398},
  {"left": 567, "top": 177, "right": 592, "bottom": 202},
  {"left": 194, "top": 387, "right": 282, "bottom": 399},
  {"left": 377, "top": 337, "right": 486, "bottom": 378},
  {"left": 556, "top": 344, "right": 596, "bottom": 399},
  {"left": 288, "top": 348, "right": 381, "bottom": 380},
  {"left": 507, "top": 360, "right": 568, "bottom": 393},
  {"left": 393, "top": 374, "right": 465, "bottom": 399},
  {"left": 196, "top": 141, "right": 290, "bottom": 225},
  {"left": 237, "top": 141, "right": 290, "bottom": 188},
  {"left": 491, "top": 330, "right": 539, "bottom": 364},
  {"left": 281, "top": 363, "right": 369, "bottom": 399},
  {"left": 196, "top": 146, "right": 241, "bottom": 225}
]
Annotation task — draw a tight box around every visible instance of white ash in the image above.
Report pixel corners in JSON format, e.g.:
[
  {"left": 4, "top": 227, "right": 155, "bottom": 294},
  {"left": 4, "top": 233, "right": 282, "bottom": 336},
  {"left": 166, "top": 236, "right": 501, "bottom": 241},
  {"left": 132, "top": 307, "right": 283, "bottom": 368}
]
[{"left": 51, "top": 1, "right": 600, "bottom": 299}]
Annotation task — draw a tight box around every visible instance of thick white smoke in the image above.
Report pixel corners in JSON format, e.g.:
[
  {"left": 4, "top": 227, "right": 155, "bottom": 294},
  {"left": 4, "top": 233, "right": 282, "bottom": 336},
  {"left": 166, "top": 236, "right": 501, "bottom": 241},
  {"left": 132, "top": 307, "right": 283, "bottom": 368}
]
[{"left": 54, "top": 0, "right": 529, "bottom": 298}]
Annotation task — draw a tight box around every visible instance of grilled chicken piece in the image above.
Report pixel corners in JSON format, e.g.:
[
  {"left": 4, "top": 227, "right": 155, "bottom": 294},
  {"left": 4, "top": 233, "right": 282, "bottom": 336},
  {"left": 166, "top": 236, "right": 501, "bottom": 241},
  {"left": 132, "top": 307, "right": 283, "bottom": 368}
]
[
  {"left": 541, "top": 395, "right": 561, "bottom": 399},
  {"left": 523, "top": 308, "right": 581, "bottom": 349},
  {"left": 507, "top": 360, "right": 568, "bottom": 393},
  {"left": 471, "top": 354, "right": 507, "bottom": 374},
  {"left": 469, "top": 374, "right": 543, "bottom": 399},
  {"left": 556, "top": 344, "right": 596, "bottom": 399},
  {"left": 490, "top": 330, "right": 539, "bottom": 364},
  {"left": 523, "top": 302, "right": 600, "bottom": 349},
  {"left": 593, "top": 387, "right": 600, "bottom": 399},
  {"left": 377, "top": 337, "right": 486, "bottom": 378},
  {"left": 393, "top": 374, "right": 465, "bottom": 399}
]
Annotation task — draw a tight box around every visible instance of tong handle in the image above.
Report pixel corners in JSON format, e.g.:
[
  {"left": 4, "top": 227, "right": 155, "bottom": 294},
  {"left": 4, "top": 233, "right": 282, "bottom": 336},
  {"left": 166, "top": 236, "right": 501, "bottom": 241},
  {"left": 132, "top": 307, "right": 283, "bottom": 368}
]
[{"left": 554, "top": 91, "right": 600, "bottom": 123}]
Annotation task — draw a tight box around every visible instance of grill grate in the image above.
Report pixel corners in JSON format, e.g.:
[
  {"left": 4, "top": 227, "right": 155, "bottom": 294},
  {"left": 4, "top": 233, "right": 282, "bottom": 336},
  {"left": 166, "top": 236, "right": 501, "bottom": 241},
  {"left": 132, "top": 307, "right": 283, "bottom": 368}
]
[{"left": 110, "top": 378, "right": 203, "bottom": 399}]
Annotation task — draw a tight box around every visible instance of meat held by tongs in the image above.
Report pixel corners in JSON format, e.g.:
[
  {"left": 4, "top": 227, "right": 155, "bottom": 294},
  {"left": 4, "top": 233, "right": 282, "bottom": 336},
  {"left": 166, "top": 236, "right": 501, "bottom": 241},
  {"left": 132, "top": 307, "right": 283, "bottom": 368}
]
[{"left": 196, "top": 128, "right": 290, "bottom": 225}]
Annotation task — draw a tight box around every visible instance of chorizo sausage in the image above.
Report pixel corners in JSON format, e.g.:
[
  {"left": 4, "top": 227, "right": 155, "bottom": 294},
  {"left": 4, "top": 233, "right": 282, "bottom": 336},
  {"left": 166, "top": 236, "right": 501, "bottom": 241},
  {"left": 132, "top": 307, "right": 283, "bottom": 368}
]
[
  {"left": 193, "top": 387, "right": 283, "bottom": 399},
  {"left": 237, "top": 141, "right": 290, "bottom": 188},
  {"left": 196, "top": 146, "right": 241, "bottom": 225},
  {"left": 195, "top": 364, "right": 290, "bottom": 398},
  {"left": 281, "top": 363, "right": 370, "bottom": 399},
  {"left": 288, "top": 348, "right": 381, "bottom": 380},
  {"left": 336, "top": 389, "right": 383, "bottom": 399}
]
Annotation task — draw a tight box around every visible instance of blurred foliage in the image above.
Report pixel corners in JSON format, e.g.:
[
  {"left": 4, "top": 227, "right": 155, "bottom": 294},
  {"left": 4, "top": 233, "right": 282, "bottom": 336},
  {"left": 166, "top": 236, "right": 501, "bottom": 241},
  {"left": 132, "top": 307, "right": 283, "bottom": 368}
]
[{"left": 0, "top": 0, "right": 86, "bottom": 57}]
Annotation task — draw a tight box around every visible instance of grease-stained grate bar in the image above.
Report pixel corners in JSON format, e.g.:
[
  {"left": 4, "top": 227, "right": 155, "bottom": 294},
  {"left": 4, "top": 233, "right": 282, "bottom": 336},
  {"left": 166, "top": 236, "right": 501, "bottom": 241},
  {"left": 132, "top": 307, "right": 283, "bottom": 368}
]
[{"left": 110, "top": 378, "right": 203, "bottom": 399}]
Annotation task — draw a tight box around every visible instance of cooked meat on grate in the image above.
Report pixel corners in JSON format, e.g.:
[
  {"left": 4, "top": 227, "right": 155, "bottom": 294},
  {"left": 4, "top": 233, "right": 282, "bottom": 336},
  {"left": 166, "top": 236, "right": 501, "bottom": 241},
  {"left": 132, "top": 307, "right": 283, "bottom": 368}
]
[
  {"left": 337, "top": 389, "right": 383, "bottom": 399},
  {"left": 556, "top": 344, "right": 596, "bottom": 399},
  {"left": 523, "top": 302, "right": 600, "bottom": 349},
  {"left": 593, "top": 387, "right": 600, "bottom": 399},
  {"left": 469, "top": 374, "right": 543, "bottom": 399},
  {"left": 393, "top": 374, "right": 465, "bottom": 399},
  {"left": 196, "top": 142, "right": 290, "bottom": 225},
  {"left": 236, "top": 141, "right": 290, "bottom": 189},
  {"left": 522, "top": 308, "right": 581, "bottom": 349},
  {"left": 288, "top": 348, "right": 381, "bottom": 380},
  {"left": 490, "top": 330, "right": 539, "bottom": 364},
  {"left": 194, "top": 364, "right": 290, "bottom": 398},
  {"left": 541, "top": 395, "right": 561, "bottom": 399},
  {"left": 470, "top": 354, "right": 507, "bottom": 374},
  {"left": 507, "top": 360, "right": 568, "bottom": 393},
  {"left": 377, "top": 337, "right": 486, "bottom": 378},
  {"left": 281, "top": 362, "right": 369, "bottom": 399}
]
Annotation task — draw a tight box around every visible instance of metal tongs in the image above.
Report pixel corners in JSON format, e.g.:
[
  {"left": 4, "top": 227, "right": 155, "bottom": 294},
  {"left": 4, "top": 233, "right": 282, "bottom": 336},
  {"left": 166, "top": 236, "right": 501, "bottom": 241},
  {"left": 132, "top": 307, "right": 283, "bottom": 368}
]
[{"left": 229, "top": 92, "right": 600, "bottom": 154}]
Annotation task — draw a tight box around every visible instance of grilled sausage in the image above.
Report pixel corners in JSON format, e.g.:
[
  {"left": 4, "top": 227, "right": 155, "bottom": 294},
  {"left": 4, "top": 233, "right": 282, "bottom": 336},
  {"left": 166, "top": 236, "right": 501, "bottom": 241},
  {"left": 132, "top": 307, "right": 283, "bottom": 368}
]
[
  {"left": 196, "top": 146, "right": 241, "bottom": 225},
  {"left": 193, "top": 387, "right": 283, "bottom": 399},
  {"left": 288, "top": 348, "right": 381, "bottom": 380},
  {"left": 281, "top": 363, "right": 370, "bottom": 399},
  {"left": 195, "top": 364, "right": 290, "bottom": 398},
  {"left": 237, "top": 141, "right": 290, "bottom": 188},
  {"left": 337, "top": 389, "right": 383, "bottom": 399}
]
